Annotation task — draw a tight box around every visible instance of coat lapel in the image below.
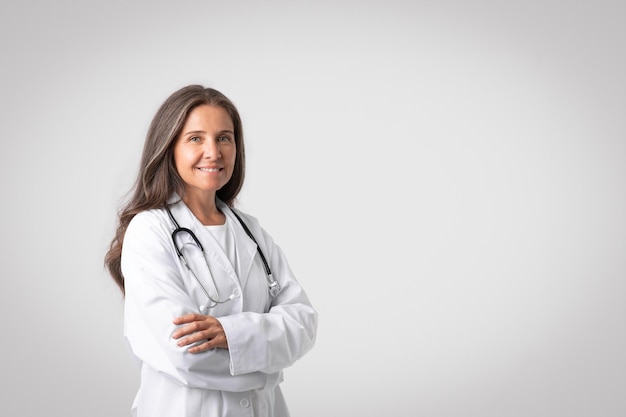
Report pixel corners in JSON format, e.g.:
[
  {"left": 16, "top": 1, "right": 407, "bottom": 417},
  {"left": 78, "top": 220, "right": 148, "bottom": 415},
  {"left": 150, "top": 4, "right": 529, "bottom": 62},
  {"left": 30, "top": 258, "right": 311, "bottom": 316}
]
[
  {"left": 168, "top": 198, "right": 258, "bottom": 290},
  {"left": 219, "top": 200, "right": 258, "bottom": 290}
]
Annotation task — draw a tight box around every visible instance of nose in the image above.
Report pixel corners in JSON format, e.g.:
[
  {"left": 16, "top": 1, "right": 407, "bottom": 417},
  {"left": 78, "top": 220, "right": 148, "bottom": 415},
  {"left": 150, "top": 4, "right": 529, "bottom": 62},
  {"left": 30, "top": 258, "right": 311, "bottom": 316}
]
[{"left": 203, "top": 138, "right": 221, "bottom": 159}]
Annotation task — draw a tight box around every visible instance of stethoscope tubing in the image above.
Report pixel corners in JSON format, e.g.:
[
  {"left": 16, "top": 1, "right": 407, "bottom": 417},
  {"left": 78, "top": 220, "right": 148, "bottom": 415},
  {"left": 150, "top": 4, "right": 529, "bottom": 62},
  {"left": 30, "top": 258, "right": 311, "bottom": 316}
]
[{"left": 165, "top": 204, "right": 280, "bottom": 308}]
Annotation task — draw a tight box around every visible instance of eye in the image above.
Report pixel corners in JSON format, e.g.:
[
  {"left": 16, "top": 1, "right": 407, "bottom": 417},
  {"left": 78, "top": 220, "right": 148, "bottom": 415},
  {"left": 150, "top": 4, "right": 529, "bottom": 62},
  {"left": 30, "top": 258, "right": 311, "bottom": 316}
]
[
  {"left": 189, "top": 136, "right": 201, "bottom": 142},
  {"left": 218, "top": 135, "right": 233, "bottom": 143}
]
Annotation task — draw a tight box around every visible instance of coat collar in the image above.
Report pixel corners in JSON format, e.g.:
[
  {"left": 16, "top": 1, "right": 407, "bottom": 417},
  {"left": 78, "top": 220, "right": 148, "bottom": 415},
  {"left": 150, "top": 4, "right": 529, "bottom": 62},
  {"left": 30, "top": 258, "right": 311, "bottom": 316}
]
[{"left": 166, "top": 195, "right": 258, "bottom": 289}]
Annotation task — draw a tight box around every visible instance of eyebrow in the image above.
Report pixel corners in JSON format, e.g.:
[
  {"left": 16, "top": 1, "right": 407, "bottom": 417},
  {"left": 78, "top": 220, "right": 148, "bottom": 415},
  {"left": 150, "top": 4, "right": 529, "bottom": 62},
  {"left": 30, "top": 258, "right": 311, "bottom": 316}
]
[{"left": 183, "top": 129, "right": 235, "bottom": 136}]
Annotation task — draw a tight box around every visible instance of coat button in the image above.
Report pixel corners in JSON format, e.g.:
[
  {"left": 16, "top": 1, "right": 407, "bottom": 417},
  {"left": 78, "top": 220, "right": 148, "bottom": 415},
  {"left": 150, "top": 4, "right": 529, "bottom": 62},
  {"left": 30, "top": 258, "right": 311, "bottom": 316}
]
[
  {"left": 233, "top": 288, "right": 241, "bottom": 298},
  {"left": 240, "top": 398, "right": 250, "bottom": 408}
]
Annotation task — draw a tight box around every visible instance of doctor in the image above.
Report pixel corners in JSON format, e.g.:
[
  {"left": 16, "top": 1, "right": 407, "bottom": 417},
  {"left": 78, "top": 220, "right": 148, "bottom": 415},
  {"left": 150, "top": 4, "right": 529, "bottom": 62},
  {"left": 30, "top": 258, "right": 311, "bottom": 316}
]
[{"left": 104, "top": 85, "right": 318, "bottom": 417}]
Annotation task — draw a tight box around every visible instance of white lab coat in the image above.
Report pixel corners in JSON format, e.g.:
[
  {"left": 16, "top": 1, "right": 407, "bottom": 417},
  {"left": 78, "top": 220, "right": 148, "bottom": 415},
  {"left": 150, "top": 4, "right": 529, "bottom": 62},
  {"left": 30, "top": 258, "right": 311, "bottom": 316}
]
[{"left": 121, "top": 197, "right": 318, "bottom": 417}]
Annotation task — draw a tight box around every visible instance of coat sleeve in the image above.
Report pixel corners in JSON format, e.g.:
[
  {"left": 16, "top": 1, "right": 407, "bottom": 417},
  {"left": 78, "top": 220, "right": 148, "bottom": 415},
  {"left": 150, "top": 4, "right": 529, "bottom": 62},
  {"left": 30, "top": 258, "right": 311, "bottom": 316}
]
[
  {"left": 217, "top": 220, "right": 319, "bottom": 376},
  {"left": 121, "top": 211, "right": 271, "bottom": 391}
]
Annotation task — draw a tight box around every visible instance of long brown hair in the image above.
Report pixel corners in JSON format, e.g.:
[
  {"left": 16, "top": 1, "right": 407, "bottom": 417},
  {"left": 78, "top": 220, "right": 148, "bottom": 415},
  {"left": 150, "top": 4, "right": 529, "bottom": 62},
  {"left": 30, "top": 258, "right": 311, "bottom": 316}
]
[{"left": 104, "top": 85, "right": 246, "bottom": 294}]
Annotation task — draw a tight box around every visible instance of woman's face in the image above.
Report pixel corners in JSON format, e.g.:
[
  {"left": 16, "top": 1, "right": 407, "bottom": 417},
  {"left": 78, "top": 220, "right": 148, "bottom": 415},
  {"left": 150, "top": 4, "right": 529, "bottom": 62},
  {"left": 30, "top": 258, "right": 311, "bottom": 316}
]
[{"left": 173, "top": 104, "right": 237, "bottom": 198}]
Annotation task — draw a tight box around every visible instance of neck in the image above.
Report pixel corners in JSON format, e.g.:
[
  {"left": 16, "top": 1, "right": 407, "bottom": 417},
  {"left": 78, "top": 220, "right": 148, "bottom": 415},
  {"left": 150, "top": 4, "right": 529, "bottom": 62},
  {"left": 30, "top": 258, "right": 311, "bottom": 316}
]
[{"left": 181, "top": 191, "right": 225, "bottom": 226}]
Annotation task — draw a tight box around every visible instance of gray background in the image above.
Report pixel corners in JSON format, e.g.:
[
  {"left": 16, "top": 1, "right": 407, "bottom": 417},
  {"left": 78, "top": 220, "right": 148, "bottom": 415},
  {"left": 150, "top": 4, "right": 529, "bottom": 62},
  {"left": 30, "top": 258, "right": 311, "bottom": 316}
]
[{"left": 1, "top": 1, "right": 624, "bottom": 416}]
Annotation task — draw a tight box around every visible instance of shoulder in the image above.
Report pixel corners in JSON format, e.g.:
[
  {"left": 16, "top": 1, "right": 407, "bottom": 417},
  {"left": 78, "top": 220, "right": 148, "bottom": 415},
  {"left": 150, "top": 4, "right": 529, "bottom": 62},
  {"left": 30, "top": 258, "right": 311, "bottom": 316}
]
[
  {"left": 217, "top": 199, "right": 261, "bottom": 229},
  {"left": 227, "top": 204, "right": 277, "bottom": 249},
  {"left": 126, "top": 208, "right": 171, "bottom": 241},
  {"left": 230, "top": 207, "right": 260, "bottom": 229},
  {"left": 122, "top": 208, "right": 175, "bottom": 267}
]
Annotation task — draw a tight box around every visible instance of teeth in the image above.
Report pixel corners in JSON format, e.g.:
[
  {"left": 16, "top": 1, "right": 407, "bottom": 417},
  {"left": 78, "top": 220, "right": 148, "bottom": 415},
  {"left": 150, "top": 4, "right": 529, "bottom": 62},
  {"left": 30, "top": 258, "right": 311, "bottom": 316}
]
[{"left": 198, "top": 167, "right": 220, "bottom": 172}]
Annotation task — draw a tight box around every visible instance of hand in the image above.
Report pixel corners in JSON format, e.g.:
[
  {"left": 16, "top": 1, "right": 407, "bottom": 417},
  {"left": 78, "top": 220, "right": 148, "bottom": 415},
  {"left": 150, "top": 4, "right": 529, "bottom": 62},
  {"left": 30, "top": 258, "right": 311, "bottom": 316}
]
[{"left": 172, "top": 313, "right": 229, "bottom": 353}]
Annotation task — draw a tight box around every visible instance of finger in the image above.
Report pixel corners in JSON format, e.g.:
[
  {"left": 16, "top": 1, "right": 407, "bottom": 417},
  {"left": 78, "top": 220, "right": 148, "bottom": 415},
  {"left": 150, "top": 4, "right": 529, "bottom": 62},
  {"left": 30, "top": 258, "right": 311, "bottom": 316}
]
[
  {"left": 176, "top": 323, "right": 222, "bottom": 346},
  {"left": 172, "top": 313, "right": 204, "bottom": 325},
  {"left": 176, "top": 322, "right": 227, "bottom": 349},
  {"left": 172, "top": 320, "right": 207, "bottom": 339},
  {"left": 187, "top": 334, "right": 228, "bottom": 353},
  {"left": 177, "top": 336, "right": 199, "bottom": 348},
  {"left": 172, "top": 316, "right": 220, "bottom": 339},
  {"left": 187, "top": 340, "right": 213, "bottom": 354}
]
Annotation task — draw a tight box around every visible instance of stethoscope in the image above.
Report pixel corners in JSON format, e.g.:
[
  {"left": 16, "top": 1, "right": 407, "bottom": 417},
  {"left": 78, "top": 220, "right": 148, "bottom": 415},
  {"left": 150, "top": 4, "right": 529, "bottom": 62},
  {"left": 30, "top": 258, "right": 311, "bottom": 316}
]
[{"left": 166, "top": 205, "right": 281, "bottom": 311}]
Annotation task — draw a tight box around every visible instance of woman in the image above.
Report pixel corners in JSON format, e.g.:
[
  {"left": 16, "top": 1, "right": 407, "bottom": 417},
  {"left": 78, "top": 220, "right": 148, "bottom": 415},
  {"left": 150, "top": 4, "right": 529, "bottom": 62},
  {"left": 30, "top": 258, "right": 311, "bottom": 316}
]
[{"left": 105, "top": 85, "right": 318, "bottom": 417}]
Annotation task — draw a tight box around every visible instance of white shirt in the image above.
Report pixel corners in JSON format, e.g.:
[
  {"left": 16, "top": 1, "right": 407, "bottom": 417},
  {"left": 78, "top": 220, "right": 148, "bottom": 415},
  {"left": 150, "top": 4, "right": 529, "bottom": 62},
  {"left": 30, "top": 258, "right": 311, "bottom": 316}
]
[{"left": 205, "top": 220, "right": 239, "bottom": 279}]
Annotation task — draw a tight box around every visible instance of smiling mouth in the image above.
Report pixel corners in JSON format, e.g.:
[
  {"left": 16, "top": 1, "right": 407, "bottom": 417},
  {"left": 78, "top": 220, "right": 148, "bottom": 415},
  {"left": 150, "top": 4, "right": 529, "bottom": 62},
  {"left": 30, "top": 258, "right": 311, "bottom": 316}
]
[{"left": 197, "top": 167, "right": 222, "bottom": 172}]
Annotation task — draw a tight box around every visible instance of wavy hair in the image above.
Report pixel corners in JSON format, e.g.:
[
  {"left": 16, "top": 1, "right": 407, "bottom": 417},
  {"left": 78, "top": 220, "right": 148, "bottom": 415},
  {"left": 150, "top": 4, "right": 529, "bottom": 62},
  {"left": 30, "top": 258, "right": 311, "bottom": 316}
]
[{"left": 104, "top": 85, "right": 246, "bottom": 294}]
